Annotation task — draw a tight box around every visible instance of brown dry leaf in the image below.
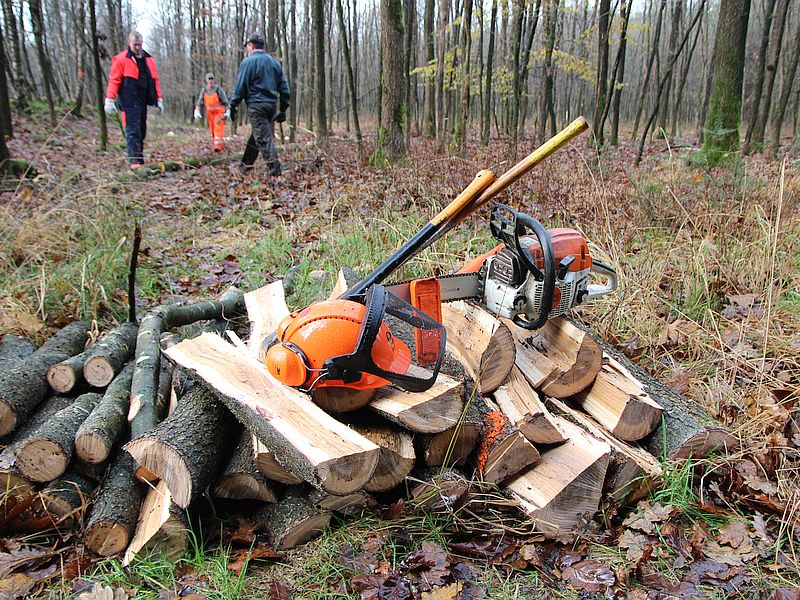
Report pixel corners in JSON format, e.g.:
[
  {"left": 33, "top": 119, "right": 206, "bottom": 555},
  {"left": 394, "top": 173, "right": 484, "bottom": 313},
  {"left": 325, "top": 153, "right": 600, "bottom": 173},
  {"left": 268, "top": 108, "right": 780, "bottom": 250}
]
[
  {"left": 717, "top": 520, "right": 751, "bottom": 549},
  {"left": 657, "top": 320, "right": 697, "bottom": 349},
  {"left": 649, "top": 580, "right": 701, "bottom": 599},
  {"left": 618, "top": 530, "right": 653, "bottom": 563},
  {"left": 224, "top": 517, "right": 259, "bottom": 546},
  {"left": 0, "top": 547, "right": 53, "bottom": 578},
  {"left": 421, "top": 582, "right": 461, "bottom": 599},
  {"left": 267, "top": 580, "right": 292, "bottom": 599},
  {"left": 227, "top": 545, "right": 284, "bottom": 574},
  {"left": 773, "top": 589, "right": 800, "bottom": 600},
  {"left": 350, "top": 573, "right": 412, "bottom": 600},
  {"left": 560, "top": 560, "right": 615, "bottom": 593},
  {"left": 0, "top": 573, "right": 35, "bottom": 599},
  {"left": 623, "top": 502, "right": 674, "bottom": 534},
  {"left": 403, "top": 541, "right": 450, "bottom": 589}
]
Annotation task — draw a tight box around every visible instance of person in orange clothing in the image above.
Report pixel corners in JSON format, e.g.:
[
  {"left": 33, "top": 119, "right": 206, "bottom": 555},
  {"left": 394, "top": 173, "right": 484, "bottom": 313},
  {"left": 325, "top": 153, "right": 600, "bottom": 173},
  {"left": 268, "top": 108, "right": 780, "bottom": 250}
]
[
  {"left": 104, "top": 31, "right": 163, "bottom": 169},
  {"left": 194, "top": 73, "right": 229, "bottom": 152}
]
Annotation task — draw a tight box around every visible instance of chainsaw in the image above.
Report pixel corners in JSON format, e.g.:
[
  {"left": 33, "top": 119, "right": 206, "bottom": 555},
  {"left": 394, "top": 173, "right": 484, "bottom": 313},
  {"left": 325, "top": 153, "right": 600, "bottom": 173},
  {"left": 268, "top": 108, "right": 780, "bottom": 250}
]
[{"left": 263, "top": 117, "right": 616, "bottom": 398}]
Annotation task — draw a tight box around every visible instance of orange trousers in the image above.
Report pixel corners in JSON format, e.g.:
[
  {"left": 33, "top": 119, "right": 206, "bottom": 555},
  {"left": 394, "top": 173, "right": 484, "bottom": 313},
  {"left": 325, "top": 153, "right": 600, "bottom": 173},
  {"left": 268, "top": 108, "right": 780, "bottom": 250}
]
[{"left": 207, "top": 107, "right": 225, "bottom": 149}]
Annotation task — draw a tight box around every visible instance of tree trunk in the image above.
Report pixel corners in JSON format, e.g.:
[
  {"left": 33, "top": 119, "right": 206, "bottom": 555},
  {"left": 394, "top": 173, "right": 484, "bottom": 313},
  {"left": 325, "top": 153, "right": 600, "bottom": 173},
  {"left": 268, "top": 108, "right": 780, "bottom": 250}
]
[
  {"left": 89, "top": 0, "right": 107, "bottom": 151},
  {"left": 591, "top": 0, "right": 611, "bottom": 145},
  {"left": 2, "top": 0, "right": 31, "bottom": 110},
  {"left": 537, "top": 0, "right": 558, "bottom": 143},
  {"left": 670, "top": 4, "right": 703, "bottom": 139},
  {"left": 312, "top": 0, "right": 327, "bottom": 140},
  {"left": 335, "top": 0, "right": 362, "bottom": 159},
  {"left": 0, "top": 321, "right": 90, "bottom": 437},
  {"left": 0, "top": 22, "right": 12, "bottom": 138},
  {"left": 607, "top": 1, "right": 631, "bottom": 145},
  {"left": 749, "top": 0, "right": 789, "bottom": 153},
  {"left": 423, "top": 0, "right": 436, "bottom": 138},
  {"left": 655, "top": 0, "right": 683, "bottom": 139},
  {"left": 702, "top": 0, "right": 752, "bottom": 159},
  {"left": 28, "top": 0, "right": 56, "bottom": 126},
  {"left": 435, "top": 0, "right": 449, "bottom": 145},
  {"left": 509, "top": 0, "right": 524, "bottom": 141},
  {"left": 375, "top": 0, "right": 405, "bottom": 162},
  {"left": 767, "top": 26, "right": 800, "bottom": 157},
  {"left": 632, "top": 0, "right": 666, "bottom": 142},
  {"left": 481, "top": 0, "right": 498, "bottom": 146},
  {"left": 402, "top": 0, "right": 416, "bottom": 150}
]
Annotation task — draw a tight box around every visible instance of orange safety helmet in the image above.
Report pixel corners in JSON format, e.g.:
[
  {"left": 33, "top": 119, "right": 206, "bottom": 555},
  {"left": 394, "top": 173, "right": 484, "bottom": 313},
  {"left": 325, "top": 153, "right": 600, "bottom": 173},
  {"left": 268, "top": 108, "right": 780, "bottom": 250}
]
[{"left": 265, "top": 284, "right": 445, "bottom": 393}]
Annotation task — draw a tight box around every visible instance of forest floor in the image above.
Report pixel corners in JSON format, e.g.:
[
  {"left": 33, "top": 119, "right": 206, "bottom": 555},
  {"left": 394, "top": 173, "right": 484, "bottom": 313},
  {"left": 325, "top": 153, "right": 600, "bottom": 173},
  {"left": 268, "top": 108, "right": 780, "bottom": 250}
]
[{"left": 1, "top": 106, "right": 799, "bottom": 599}]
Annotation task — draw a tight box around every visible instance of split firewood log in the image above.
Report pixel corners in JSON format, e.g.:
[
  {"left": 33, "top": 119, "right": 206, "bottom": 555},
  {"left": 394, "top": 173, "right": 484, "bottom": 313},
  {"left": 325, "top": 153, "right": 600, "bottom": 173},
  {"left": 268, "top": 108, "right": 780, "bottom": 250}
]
[
  {"left": 441, "top": 301, "right": 515, "bottom": 394},
  {"left": 38, "top": 470, "right": 94, "bottom": 530},
  {"left": 416, "top": 395, "right": 482, "bottom": 468},
  {"left": 349, "top": 424, "right": 415, "bottom": 493},
  {"left": 75, "top": 363, "right": 134, "bottom": 464},
  {"left": 164, "top": 333, "right": 380, "bottom": 495},
  {"left": 408, "top": 468, "right": 471, "bottom": 514},
  {"left": 570, "top": 321, "right": 737, "bottom": 459},
  {"left": 572, "top": 353, "right": 663, "bottom": 442},
  {"left": 245, "top": 281, "right": 289, "bottom": 362},
  {"left": 213, "top": 431, "right": 277, "bottom": 503},
  {"left": 82, "top": 322, "right": 139, "bottom": 388},
  {"left": 0, "top": 395, "right": 74, "bottom": 498},
  {"left": 121, "top": 480, "right": 189, "bottom": 566},
  {"left": 253, "top": 436, "right": 303, "bottom": 485},
  {"left": 254, "top": 486, "right": 331, "bottom": 550},
  {"left": 509, "top": 317, "right": 602, "bottom": 398},
  {"left": 129, "top": 287, "right": 245, "bottom": 441},
  {"left": 548, "top": 398, "right": 662, "bottom": 506},
  {"left": 475, "top": 398, "right": 541, "bottom": 484},
  {"left": 124, "top": 385, "right": 240, "bottom": 508},
  {"left": 307, "top": 488, "right": 378, "bottom": 516},
  {"left": 492, "top": 367, "right": 567, "bottom": 445},
  {"left": 83, "top": 451, "right": 146, "bottom": 557},
  {"left": 505, "top": 418, "right": 611, "bottom": 538},
  {"left": 0, "top": 334, "right": 35, "bottom": 367},
  {"left": 369, "top": 373, "right": 464, "bottom": 433},
  {"left": 15, "top": 392, "right": 102, "bottom": 483},
  {"left": 0, "top": 321, "right": 90, "bottom": 436}
]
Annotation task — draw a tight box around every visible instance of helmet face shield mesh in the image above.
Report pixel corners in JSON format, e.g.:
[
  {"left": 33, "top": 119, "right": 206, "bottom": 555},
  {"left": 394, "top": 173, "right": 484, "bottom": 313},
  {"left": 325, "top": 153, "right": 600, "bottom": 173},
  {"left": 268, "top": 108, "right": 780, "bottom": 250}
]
[{"left": 330, "top": 285, "right": 446, "bottom": 392}]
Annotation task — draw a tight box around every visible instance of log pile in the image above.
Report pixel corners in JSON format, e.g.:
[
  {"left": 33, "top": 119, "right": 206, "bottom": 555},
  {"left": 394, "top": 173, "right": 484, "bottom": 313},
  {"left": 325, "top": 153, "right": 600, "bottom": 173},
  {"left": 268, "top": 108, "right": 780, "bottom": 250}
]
[{"left": 0, "top": 277, "right": 735, "bottom": 562}]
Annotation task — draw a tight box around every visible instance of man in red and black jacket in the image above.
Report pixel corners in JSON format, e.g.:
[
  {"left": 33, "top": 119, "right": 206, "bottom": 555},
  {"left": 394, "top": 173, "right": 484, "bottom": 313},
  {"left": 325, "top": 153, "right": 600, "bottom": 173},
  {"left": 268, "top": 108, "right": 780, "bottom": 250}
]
[{"left": 104, "top": 31, "right": 163, "bottom": 169}]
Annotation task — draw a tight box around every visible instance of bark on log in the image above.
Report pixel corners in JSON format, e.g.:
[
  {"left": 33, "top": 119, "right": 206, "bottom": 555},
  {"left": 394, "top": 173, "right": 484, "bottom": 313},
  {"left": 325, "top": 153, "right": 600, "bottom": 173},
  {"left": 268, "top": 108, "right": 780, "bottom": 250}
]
[
  {"left": 124, "top": 385, "right": 240, "bottom": 508},
  {"left": 0, "top": 321, "right": 90, "bottom": 436},
  {"left": 84, "top": 451, "right": 146, "bottom": 557},
  {"left": 134, "top": 354, "right": 176, "bottom": 485},
  {"left": 548, "top": 397, "right": 662, "bottom": 506},
  {"left": 369, "top": 372, "right": 464, "bottom": 433},
  {"left": 255, "top": 486, "right": 331, "bottom": 549},
  {"left": 442, "top": 301, "right": 516, "bottom": 394},
  {"left": 15, "top": 392, "right": 102, "bottom": 482},
  {"left": 307, "top": 488, "right": 378, "bottom": 515},
  {"left": 213, "top": 431, "right": 277, "bottom": 503},
  {"left": 493, "top": 367, "right": 567, "bottom": 445},
  {"left": 121, "top": 480, "right": 189, "bottom": 566},
  {"left": 75, "top": 363, "right": 134, "bottom": 464},
  {"left": 164, "top": 333, "right": 380, "bottom": 495},
  {"left": 505, "top": 418, "right": 611, "bottom": 538},
  {"left": 569, "top": 320, "right": 736, "bottom": 459},
  {"left": 253, "top": 436, "right": 303, "bottom": 485},
  {"left": 408, "top": 468, "right": 471, "bottom": 514},
  {"left": 38, "top": 470, "right": 94, "bottom": 530},
  {"left": 416, "top": 395, "right": 482, "bottom": 468},
  {"left": 350, "top": 424, "right": 415, "bottom": 493},
  {"left": 46, "top": 352, "right": 88, "bottom": 393},
  {"left": 82, "top": 322, "right": 139, "bottom": 388},
  {"left": 130, "top": 288, "right": 245, "bottom": 440},
  {"left": 0, "top": 395, "right": 74, "bottom": 498},
  {"left": 0, "top": 335, "right": 35, "bottom": 367},
  {"left": 572, "top": 353, "right": 663, "bottom": 442},
  {"left": 476, "top": 398, "right": 541, "bottom": 484},
  {"left": 509, "top": 317, "right": 602, "bottom": 398}
]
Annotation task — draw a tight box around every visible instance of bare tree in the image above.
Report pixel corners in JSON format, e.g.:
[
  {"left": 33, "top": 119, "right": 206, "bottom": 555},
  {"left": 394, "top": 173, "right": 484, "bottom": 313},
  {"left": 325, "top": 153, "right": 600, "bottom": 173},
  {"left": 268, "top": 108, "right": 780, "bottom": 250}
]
[
  {"left": 422, "top": 0, "right": 436, "bottom": 138},
  {"left": 29, "top": 0, "right": 57, "bottom": 126},
  {"left": 766, "top": 21, "right": 800, "bottom": 156},
  {"left": 375, "top": 0, "right": 405, "bottom": 161},
  {"left": 481, "top": 0, "right": 498, "bottom": 146},
  {"left": 312, "top": 0, "right": 327, "bottom": 140},
  {"left": 591, "top": 0, "right": 611, "bottom": 145},
  {"left": 537, "top": 0, "right": 558, "bottom": 143},
  {"left": 89, "top": 0, "right": 107, "bottom": 150},
  {"left": 335, "top": 0, "right": 362, "bottom": 157}
]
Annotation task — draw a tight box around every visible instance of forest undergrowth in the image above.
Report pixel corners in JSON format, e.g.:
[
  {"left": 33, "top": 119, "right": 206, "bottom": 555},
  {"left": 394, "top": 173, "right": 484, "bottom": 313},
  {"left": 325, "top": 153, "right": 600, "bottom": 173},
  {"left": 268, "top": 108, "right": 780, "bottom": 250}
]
[{"left": 0, "top": 109, "right": 799, "bottom": 598}]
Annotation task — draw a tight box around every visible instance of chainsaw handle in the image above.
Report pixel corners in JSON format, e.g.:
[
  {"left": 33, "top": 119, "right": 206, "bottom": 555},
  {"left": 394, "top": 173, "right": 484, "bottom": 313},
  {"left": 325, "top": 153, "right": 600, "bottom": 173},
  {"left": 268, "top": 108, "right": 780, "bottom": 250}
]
[
  {"left": 512, "top": 212, "right": 556, "bottom": 330},
  {"left": 585, "top": 260, "right": 618, "bottom": 301}
]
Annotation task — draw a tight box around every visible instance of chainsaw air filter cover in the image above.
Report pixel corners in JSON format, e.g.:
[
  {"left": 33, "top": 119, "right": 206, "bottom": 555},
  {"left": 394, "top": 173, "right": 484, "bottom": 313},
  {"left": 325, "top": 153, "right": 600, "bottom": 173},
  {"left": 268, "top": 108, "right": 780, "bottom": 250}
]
[{"left": 266, "top": 284, "right": 446, "bottom": 393}]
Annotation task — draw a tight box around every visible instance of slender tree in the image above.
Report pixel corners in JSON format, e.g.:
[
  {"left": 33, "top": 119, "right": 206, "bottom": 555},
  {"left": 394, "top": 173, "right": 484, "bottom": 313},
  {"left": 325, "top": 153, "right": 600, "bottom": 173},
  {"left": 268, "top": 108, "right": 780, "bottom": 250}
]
[
  {"left": 453, "top": 0, "right": 473, "bottom": 155},
  {"left": 742, "top": 0, "right": 776, "bottom": 154},
  {"left": 28, "top": 0, "right": 57, "bottom": 126},
  {"left": 422, "top": 0, "right": 436, "bottom": 138},
  {"left": 481, "top": 0, "right": 498, "bottom": 146},
  {"left": 766, "top": 22, "right": 800, "bottom": 157},
  {"left": 632, "top": 0, "right": 666, "bottom": 141},
  {"left": 89, "top": 0, "right": 107, "bottom": 151},
  {"left": 592, "top": 0, "right": 611, "bottom": 145},
  {"left": 702, "top": 0, "right": 751, "bottom": 160},
  {"left": 312, "top": 0, "right": 327, "bottom": 140},
  {"left": 537, "top": 0, "right": 558, "bottom": 143},
  {"left": 335, "top": 0, "right": 362, "bottom": 158},
  {"left": 375, "top": 0, "right": 405, "bottom": 161},
  {"left": 0, "top": 15, "right": 12, "bottom": 138}
]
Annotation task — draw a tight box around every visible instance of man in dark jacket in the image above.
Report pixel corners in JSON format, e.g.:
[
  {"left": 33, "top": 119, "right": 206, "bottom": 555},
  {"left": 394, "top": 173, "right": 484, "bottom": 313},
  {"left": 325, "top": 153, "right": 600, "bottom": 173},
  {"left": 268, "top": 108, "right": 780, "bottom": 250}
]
[
  {"left": 104, "top": 31, "right": 163, "bottom": 169},
  {"left": 226, "top": 33, "right": 290, "bottom": 176}
]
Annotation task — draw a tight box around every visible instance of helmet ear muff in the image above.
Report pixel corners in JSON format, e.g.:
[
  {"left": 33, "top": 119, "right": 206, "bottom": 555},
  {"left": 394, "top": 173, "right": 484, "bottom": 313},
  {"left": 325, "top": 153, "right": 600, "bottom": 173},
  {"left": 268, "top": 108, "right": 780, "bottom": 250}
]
[{"left": 266, "top": 341, "right": 310, "bottom": 387}]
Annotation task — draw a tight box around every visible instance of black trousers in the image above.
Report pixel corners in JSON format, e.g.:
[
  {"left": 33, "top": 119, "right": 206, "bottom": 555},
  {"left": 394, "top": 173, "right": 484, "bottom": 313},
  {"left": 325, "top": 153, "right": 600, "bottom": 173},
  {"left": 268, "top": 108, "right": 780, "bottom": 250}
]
[
  {"left": 242, "top": 102, "right": 280, "bottom": 175},
  {"left": 123, "top": 100, "right": 147, "bottom": 165}
]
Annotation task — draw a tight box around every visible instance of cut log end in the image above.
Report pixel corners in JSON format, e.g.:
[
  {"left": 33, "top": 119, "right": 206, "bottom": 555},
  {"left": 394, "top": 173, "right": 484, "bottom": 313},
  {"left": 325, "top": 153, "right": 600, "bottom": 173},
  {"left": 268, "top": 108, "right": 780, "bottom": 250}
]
[
  {"left": 613, "top": 395, "right": 664, "bottom": 441},
  {"left": 316, "top": 449, "right": 380, "bottom": 496},
  {"left": 254, "top": 446, "right": 304, "bottom": 485},
  {"left": 84, "top": 521, "right": 131, "bottom": 557},
  {"left": 16, "top": 439, "right": 69, "bottom": 483},
  {"left": 352, "top": 425, "right": 415, "bottom": 493},
  {"left": 478, "top": 324, "right": 516, "bottom": 394},
  {"left": 0, "top": 401, "right": 17, "bottom": 437},
  {"left": 421, "top": 422, "right": 482, "bottom": 468},
  {"left": 46, "top": 364, "right": 78, "bottom": 394},
  {"left": 280, "top": 513, "right": 331, "bottom": 549},
  {"left": 312, "top": 387, "right": 376, "bottom": 413},
  {"left": 83, "top": 356, "right": 116, "bottom": 388},
  {"left": 75, "top": 431, "right": 112, "bottom": 465},
  {"left": 0, "top": 471, "right": 34, "bottom": 497},
  {"left": 125, "top": 439, "right": 192, "bottom": 508},
  {"left": 214, "top": 474, "right": 277, "bottom": 503}
]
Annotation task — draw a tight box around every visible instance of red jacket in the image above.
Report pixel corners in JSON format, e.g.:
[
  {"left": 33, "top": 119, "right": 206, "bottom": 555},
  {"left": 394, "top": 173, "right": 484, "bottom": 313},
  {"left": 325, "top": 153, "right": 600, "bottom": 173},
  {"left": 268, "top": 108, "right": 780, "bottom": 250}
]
[{"left": 106, "top": 49, "right": 162, "bottom": 110}]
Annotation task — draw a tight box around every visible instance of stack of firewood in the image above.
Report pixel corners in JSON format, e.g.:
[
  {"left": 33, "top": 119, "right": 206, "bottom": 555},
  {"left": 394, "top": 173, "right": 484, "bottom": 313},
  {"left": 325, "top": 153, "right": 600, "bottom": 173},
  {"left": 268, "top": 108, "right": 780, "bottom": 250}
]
[{"left": 0, "top": 275, "right": 735, "bottom": 562}]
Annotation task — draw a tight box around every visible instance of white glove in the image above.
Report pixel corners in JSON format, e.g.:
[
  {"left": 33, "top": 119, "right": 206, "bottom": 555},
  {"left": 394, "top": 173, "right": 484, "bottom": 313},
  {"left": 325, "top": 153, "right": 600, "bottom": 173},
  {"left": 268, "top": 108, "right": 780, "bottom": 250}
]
[
  {"left": 193, "top": 109, "right": 202, "bottom": 121},
  {"left": 104, "top": 98, "right": 117, "bottom": 115},
  {"left": 158, "top": 99, "right": 164, "bottom": 112},
  {"left": 222, "top": 108, "right": 231, "bottom": 121}
]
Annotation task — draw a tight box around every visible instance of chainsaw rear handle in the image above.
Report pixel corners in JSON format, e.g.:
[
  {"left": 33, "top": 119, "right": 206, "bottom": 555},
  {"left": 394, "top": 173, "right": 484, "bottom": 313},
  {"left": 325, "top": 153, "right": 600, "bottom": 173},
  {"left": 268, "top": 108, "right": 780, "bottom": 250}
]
[
  {"left": 585, "top": 260, "right": 618, "bottom": 301},
  {"left": 510, "top": 211, "right": 556, "bottom": 330}
]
